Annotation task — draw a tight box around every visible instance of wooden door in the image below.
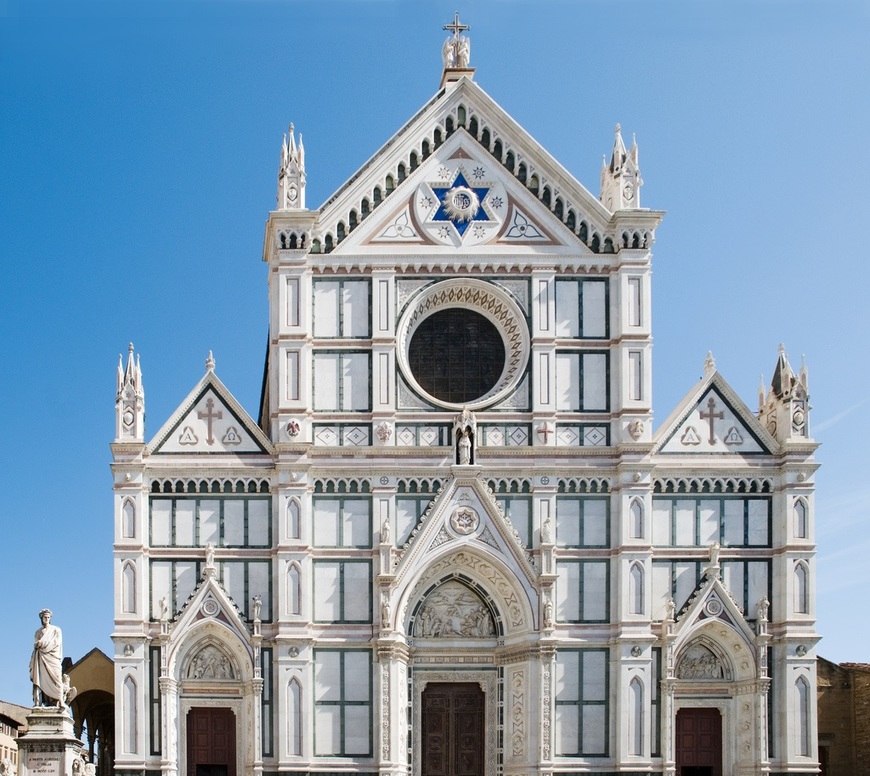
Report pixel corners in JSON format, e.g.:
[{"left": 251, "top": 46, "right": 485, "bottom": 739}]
[
  {"left": 422, "top": 683, "right": 484, "bottom": 776},
  {"left": 675, "top": 707, "right": 722, "bottom": 776},
  {"left": 187, "top": 707, "right": 236, "bottom": 776}
]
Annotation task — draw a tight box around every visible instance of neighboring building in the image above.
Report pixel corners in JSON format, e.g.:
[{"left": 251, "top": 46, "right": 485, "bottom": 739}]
[
  {"left": 817, "top": 658, "right": 870, "bottom": 776},
  {"left": 0, "top": 700, "right": 29, "bottom": 769},
  {"left": 110, "top": 21, "right": 820, "bottom": 776},
  {"left": 66, "top": 648, "right": 115, "bottom": 776}
]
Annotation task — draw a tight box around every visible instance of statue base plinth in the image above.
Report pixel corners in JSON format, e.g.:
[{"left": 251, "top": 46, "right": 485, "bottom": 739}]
[{"left": 18, "top": 708, "right": 83, "bottom": 776}]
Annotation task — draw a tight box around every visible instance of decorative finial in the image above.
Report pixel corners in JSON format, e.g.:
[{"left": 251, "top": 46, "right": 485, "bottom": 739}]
[
  {"left": 704, "top": 351, "right": 716, "bottom": 376},
  {"left": 615, "top": 122, "right": 621, "bottom": 134},
  {"left": 206, "top": 351, "right": 215, "bottom": 371},
  {"left": 778, "top": 342, "right": 785, "bottom": 356},
  {"left": 441, "top": 12, "right": 471, "bottom": 70}
]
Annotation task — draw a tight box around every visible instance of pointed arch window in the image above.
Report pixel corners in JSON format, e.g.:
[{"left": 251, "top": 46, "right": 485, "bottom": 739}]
[
  {"left": 794, "top": 561, "right": 809, "bottom": 614},
  {"left": 122, "top": 562, "right": 137, "bottom": 614},
  {"left": 794, "top": 498, "right": 808, "bottom": 539},
  {"left": 629, "top": 563, "right": 644, "bottom": 615},
  {"left": 629, "top": 499, "right": 644, "bottom": 539},
  {"left": 795, "top": 675, "right": 811, "bottom": 756},
  {"left": 629, "top": 677, "right": 644, "bottom": 756},
  {"left": 122, "top": 499, "right": 136, "bottom": 539},
  {"left": 123, "top": 676, "right": 138, "bottom": 754},
  {"left": 288, "top": 677, "right": 302, "bottom": 756}
]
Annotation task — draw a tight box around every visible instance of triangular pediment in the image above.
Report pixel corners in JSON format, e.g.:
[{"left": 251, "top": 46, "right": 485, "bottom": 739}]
[
  {"left": 334, "top": 130, "right": 587, "bottom": 255},
  {"left": 314, "top": 78, "right": 660, "bottom": 260},
  {"left": 392, "top": 473, "right": 538, "bottom": 592},
  {"left": 168, "top": 569, "right": 253, "bottom": 660},
  {"left": 655, "top": 372, "right": 776, "bottom": 456},
  {"left": 671, "top": 568, "right": 760, "bottom": 677},
  {"left": 149, "top": 370, "right": 272, "bottom": 455}
]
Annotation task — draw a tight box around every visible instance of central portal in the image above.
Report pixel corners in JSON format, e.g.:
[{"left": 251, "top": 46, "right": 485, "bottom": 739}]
[
  {"left": 675, "top": 707, "right": 722, "bottom": 776},
  {"left": 187, "top": 707, "right": 236, "bottom": 776},
  {"left": 421, "top": 682, "right": 484, "bottom": 776}
]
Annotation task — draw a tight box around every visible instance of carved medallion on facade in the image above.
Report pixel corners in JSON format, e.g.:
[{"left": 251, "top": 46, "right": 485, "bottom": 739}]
[{"left": 450, "top": 506, "right": 480, "bottom": 535}]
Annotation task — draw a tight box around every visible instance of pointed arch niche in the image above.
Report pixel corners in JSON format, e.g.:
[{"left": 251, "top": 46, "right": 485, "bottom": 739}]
[
  {"left": 122, "top": 561, "right": 137, "bottom": 614},
  {"left": 122, "top": 499, "right": 136, "bottom": 539},
  {"left": 629, "top": 498, "right": 644, "bottom": 539}
]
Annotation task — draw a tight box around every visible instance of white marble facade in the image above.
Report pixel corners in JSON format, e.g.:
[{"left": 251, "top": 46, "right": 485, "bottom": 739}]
[{"left": 111, "top": 25, "right": 820, "bottom": 776}]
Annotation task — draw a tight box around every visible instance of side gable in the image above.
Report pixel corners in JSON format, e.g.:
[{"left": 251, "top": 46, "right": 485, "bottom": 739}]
[
  {"left": 149, "top": 368, "right": 273, "bottom": 455},
  {"left": 655, "top": 372, "right": 777, "bottom": 456}
]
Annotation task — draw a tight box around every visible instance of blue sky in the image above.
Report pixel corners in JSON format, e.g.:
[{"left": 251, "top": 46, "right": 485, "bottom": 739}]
[{"left": 1, "top": 0, "right": 868, "bottom": 703}]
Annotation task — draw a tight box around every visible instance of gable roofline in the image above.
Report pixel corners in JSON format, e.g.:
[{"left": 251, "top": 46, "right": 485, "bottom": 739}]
[
  {"left": 315, "top": 77, "right": 663, "bottom": 237},
  {"left": 66, "top": 646, "right": 113, "bottom": 672},
  {"left": 653, "top": 370, "right": 778, "bottom": 455},
  {"left": 147, "top": 367, "right": 273, "bottom": 455}
]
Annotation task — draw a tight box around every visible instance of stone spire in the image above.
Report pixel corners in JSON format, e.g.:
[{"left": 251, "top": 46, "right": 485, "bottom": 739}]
[
  {"left": 758, "top": 344, "right": 810, "bottom": 441},
  {"left": 115, "top": 343, "right": 144, "bottom": 442},
  {"left": 600, "top": 123, "right": 642, "bottom": 211},
  {"left": 277, "top": 123, "right": 305, "bottom": 210}
]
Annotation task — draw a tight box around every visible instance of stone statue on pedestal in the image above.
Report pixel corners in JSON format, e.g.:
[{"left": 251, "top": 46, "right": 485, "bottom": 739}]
[{"left": 30, "top": 609, "right": 64, "bottom": 707}]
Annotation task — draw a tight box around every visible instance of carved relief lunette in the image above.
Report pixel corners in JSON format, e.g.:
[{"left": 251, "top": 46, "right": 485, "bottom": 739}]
[{"left": 414, "top": 580, "right": 495, "bottom": 638}]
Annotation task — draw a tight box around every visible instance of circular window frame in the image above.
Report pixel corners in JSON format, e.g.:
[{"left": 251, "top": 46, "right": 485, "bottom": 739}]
[{"left": 397, "top": 279, "right": 530, "bottom": 410}]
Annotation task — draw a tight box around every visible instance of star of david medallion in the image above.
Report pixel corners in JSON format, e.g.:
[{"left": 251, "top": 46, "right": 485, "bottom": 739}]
[{"left": 430, "top": 171, "right": 491, "bottom": 237}]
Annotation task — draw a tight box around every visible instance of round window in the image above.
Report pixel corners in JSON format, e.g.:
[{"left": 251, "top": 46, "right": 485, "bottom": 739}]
[
  {"left": 408, "top": 309, "right": 506, "bottom": 404},
  {"left": 396, "top": 279, "right": 530, "bottom": 410}
]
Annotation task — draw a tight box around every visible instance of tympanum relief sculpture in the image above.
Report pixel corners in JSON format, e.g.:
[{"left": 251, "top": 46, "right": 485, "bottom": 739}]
[
  {"left": 414, "top": 580, "right": 495, "bottom": 638},
  {"left": 187, "top": 645, "right": 236, "bottom": 680},
  {"left": 676, "top": 643, "right": 727, "bottom": 680}
]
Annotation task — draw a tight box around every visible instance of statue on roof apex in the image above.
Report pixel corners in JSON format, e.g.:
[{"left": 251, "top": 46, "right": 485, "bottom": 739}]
[{"left": 442, "top": 12, "right": 471, "bottom": 69}]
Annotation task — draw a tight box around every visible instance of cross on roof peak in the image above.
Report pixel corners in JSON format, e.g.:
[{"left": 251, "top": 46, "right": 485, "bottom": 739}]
[{"left": 443, "top": 11, "right": 469, "bottom": 38}]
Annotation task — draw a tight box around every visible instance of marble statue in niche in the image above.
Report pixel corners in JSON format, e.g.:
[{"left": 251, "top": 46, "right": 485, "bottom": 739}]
[{"left": 414, "top": 580, "right": 495, "bottom": 638}]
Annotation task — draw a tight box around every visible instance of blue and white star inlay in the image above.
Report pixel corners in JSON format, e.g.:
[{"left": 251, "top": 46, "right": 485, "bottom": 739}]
[{"left": 430, "top": 171, "right": 492, "bottom": 237}]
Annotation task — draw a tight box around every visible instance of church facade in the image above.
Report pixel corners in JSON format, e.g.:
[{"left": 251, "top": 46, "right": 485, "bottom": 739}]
[{"left": 111, "top": 25, "right": 820, "bottom": 776}]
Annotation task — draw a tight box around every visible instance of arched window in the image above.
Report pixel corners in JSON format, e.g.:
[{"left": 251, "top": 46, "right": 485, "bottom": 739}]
[
  {"left": 794, "top": 498, "right": 808, "bottom": 539},
  {"left": 122, "top": 562, "right": 136, "bottom": 614},
  {"left": 123, "top": 676, "right": 137, "bottom": 754},
  {"left": 629, "top": 677, "right": 644, "bottom": 756},
  {"left": 288, "top": 564, "right": 301, "bottom": 616},
  {"left": 122, "top": 500, "right": 135, "bottom": 539},
  {"left": 287, "top": 499, "right": 300, "bottom": 540},
  {"left": 794, "top": 561, "right": 809, "bottom": 614},
  {"left": 796, "top": 676, "right": 811, "bottom": 756},
  {"left": 288, "top": 678, "right": 302, "bottom": 756},
  {"left": 629, "top": 499, "right": 644, "bottom": 539},
  {"left": 629, "top": 563, "right": 644, "bottom": 615}
]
